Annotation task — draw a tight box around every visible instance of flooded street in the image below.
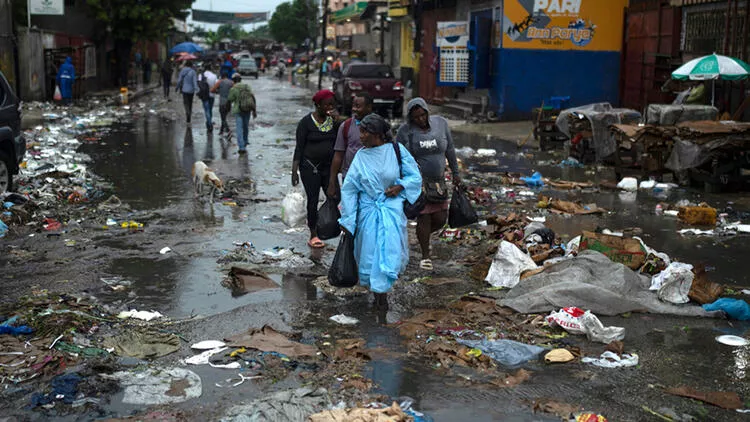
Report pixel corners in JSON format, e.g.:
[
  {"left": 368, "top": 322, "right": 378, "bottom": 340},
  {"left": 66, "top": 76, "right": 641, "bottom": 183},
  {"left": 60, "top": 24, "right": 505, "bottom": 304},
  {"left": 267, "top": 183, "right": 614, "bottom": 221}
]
[{"left": 2, "top": 75, "right": 750, "bottom": 421}]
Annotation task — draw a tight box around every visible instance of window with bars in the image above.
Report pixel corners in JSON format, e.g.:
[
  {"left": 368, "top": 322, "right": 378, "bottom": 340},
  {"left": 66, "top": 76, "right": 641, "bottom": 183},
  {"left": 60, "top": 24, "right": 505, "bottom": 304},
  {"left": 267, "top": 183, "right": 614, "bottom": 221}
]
[{"left": 683, "top": 7, "right": 747, "bottom": 56}]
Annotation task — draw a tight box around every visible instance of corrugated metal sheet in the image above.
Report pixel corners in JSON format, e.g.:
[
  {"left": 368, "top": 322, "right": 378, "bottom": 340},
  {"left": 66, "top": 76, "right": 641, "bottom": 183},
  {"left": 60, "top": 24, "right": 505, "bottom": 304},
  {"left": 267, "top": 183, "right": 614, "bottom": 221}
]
[{"left": 670, "top": 0, "right": 725, "bottom": 6}]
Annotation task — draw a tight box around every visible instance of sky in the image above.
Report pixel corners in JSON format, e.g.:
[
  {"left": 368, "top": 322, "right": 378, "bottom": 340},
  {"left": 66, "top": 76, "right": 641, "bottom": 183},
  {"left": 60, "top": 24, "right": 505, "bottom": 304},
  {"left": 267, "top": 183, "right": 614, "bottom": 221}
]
[{"left": 188, "top": 0, "right": 287, "bottom": 32}]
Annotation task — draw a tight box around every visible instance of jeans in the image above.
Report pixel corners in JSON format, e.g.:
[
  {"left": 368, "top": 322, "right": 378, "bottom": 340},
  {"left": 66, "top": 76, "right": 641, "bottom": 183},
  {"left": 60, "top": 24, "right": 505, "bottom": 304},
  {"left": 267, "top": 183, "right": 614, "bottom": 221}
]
[
  {"left": 299, "top": 159, "right": 331, "bottom": 232},
  {"left": 182, "top": 93, "right": 194, "bottom": 122},
  {"left": 235, "top": 113, "right": 251, "bottom": 150},
  {"left": 202, "top": 97, "right": 215, "bottom": 129},
  {"left": 219, "top": 103, "right": 231, "bottom": 133}
]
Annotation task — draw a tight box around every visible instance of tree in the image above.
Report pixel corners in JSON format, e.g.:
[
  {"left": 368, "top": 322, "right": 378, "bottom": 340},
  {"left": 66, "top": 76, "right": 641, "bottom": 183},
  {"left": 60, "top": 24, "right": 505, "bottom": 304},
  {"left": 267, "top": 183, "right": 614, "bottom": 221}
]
[
  {"left": 217, "top": 24, "right": 245, "bottom": 41},
  {"left": 269, "top": 0, "right": 318, "bottom": 46},
  {"left": 84, "top": 0, "right": 192, "bottom": 85},
  {"left": 204, "top": 30, "right": 221, "bottom": 49},
  {"left": 248, "top": 25, "right": 272, "bottom": 40}
]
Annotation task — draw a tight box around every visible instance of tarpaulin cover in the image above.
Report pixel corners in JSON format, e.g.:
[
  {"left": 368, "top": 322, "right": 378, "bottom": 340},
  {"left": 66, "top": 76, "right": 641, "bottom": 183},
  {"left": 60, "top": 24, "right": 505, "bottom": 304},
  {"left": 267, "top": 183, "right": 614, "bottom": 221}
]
[
  {"left": 556, "top": 103, "right": 642, "bottom": 160},
  {"left": 646, "top": 104, "right": 718, "bottom": 126},
  {"left": 500, "top": 251, "right": 718, "bottom": 317}
]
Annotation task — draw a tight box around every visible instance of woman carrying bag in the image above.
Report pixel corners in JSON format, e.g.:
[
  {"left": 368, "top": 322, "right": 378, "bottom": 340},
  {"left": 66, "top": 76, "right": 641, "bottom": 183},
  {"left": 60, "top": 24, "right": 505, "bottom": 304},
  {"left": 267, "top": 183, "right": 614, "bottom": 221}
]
[
  {"left": 396, "top": 98, "right": 461, "bottom": 271},
  {"left": 336, "top": 114, "right": 422, "bottom": 310}
]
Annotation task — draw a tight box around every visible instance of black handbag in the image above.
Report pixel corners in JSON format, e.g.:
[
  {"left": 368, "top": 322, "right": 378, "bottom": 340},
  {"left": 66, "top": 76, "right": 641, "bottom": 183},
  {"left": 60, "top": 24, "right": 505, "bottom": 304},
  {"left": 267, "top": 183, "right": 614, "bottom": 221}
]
[
  {"left": 423, "top": 178, "right": 448, "bottom": 203},
  {"left": 392, "top": 142, "right": 426, "bottom": 219}
]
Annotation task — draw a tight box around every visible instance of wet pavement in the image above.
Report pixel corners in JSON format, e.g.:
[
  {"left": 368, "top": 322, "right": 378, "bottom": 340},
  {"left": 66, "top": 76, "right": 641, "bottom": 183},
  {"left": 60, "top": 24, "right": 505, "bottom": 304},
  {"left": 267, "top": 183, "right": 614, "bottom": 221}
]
[{"left": 2, "top": 75, "right": 750, "bottom": 421}]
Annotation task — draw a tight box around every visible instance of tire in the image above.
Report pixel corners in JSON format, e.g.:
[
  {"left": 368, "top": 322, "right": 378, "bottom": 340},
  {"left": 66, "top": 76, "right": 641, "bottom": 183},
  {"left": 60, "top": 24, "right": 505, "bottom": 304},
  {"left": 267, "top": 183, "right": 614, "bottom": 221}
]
[{"left": 0, "top": 151, "right": 12, "bottom": 194}]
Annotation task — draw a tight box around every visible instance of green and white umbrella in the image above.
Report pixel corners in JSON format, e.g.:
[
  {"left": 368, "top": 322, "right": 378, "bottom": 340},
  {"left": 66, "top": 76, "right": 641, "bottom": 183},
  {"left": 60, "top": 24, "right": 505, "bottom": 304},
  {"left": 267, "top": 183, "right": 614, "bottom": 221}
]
[{"left": 672, "top": 53, "right": 750, "bottom": 105}]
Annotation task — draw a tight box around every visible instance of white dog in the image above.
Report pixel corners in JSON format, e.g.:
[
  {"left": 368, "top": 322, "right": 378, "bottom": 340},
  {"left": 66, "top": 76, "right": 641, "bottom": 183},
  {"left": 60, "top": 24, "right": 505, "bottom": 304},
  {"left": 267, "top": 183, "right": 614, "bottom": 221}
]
[{"left": 192, "top": 161, "right": 224, "bottom": 202}]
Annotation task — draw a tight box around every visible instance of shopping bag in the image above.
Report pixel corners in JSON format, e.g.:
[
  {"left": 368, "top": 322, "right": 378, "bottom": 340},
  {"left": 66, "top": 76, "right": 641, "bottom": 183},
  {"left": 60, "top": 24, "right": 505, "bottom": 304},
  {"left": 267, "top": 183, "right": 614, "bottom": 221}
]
[
  {"left": 448, "top": 185, "right": 478, "bottom": 228},
  {"left": 53, "top": 85, "right": 62, "bottom": 101},
  {"left": 281, "top": 188, "right": 306, "bottom": 227},
  {"left": 316, "top": 199, "right": 341, "bottom": 240},
  {"left": 328, "top": 231, "right": 358, "bottom": 288}
]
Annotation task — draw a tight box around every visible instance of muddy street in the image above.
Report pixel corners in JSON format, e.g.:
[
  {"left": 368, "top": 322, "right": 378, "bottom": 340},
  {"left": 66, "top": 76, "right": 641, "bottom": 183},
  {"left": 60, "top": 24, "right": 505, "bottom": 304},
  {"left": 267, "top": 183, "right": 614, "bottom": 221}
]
[{"left": 1, "top": 74, "right": 750, "bottom": 421}]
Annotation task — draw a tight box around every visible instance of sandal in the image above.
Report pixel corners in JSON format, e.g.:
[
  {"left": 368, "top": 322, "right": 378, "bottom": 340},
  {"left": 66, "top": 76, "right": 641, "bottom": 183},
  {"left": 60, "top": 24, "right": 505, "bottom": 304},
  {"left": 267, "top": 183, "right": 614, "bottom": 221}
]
[
  {"left": 307, "top": 237, "right": 325, "bottom": 248},
  {"left": 419, "top": 259, "right": 433, "bottom": 270}
]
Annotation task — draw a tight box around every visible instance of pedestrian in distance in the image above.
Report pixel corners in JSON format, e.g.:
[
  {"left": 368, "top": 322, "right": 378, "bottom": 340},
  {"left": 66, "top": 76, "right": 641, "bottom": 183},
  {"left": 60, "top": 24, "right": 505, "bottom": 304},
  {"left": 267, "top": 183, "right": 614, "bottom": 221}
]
[
  {"left": 328, "top": 92, "right": 373, "bottom": 199},
  {"left": 56, "top": 57, "right": 76, "bottom": 105},
  {"left": 142, "top": 57, "right": 152, "bottom": 85},
  {"left": 227, "top": 73, "right": 256, "bottom": 154},
  {"left": 176, "top": 60, "right": 198, "bottom": 124},
  {"left": 339, "top": 113, "right": 422, "bottom": 310},
  {"left": 211, "top": 71, "right": 235, "bottom": 136},
  {"left": 396, "top": 97, "right": 462, "bottom": 271},
  {"left": 161, "top": 58, "right": 173, "bottom": 100},
  {"left": 292, "top": 89, "right": 342, "bottom": 249},
  {"left": 221, "top": 54, "right": 235, "bottom": 79},
  {"left": 198, "top": 63, "right": 218, "bottom": 131}
]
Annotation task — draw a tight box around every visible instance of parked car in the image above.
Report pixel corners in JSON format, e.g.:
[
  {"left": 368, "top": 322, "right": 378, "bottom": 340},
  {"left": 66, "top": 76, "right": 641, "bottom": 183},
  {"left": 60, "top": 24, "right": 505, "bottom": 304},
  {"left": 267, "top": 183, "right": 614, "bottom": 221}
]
[
  {"left": 0, "top": 70, "right": 26, "bottom": 193},
  {"left": 333, "top": 63, "right": 403, "bottom": 117},
  {"left": 237, "top": 59, "right": 259, "bottom": 79}
]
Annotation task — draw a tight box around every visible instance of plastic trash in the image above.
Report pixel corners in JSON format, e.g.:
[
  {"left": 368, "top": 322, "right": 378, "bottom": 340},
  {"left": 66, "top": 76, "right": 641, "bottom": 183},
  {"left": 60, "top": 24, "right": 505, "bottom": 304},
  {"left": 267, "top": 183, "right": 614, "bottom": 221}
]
[
  {"left": 581, "top": 351, "right": 639, "bottom": 368},
  {"left": 281, "top": 188, "right": 306, "bottom": 227},
  {"left": 191, "top": 340, "right": 226, "bottom": 350},
  {"left": 316, "top": 199, "right": 341, "bottom": 240},
  {"left": 455, "top": 146, "right": 476, "bottom": 159},
  {"left": 639, "top": 179, "right": 656, "bottom": 189},
  {"left": 520, "top": 172, "right": 544, "bottom": 187},
  {"left": 475, "top": 148, "right": 497, "bottom": 158},
  {"left": 160, "top": 247, "right": 172, "bottom": 254},
  {"left": 703, "top": 298, "right": 750, "bottom": 321},
  {"left": 328, "top": 232, "right": 358, "bottom": 288},
  {"left": 329, "top": 314, "right": 359, "bottom": 325},
  {"left": 106, "top": 367, "right": 202, "bottom": 405},
  {"left": 484, "top": 241, "right": 537, "bottom": 288},
  {"left": 716, "top": 335, "right": 750, "bottom": 346},
  {"left": 117, "top": 310, "right": 164, "bottom": 321},
  {"left": 185, "top": 347, "right": 228, "bottom": 365},
  {"left": 545, "top": 349, "right": 575, "bottom": 364},
  {"left": 0, "top": 220, "right": 7, "bottom": 238},
  {"left": 456, "top": 338, "right": 545, "bottom": 367},
  {"left": 448, "top": 186, "right": 478, "bottom": 228},
  {"left": 650, "top": 262, "right": 694, "bottom": 304},
  {"left": 616, "top": 177, "right": 638, "bottom": 192},
  {"left": 558, "top": 157, "right": 583, "bottom": 168},
  {"left": 546, "top": 308, "right": 625, "bottom": 343}
]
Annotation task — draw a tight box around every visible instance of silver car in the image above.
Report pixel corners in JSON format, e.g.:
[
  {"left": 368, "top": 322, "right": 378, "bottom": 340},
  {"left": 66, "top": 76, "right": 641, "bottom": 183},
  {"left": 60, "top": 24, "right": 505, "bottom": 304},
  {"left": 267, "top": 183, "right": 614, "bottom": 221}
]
[{"left": 237, "top": 59, "right": 259, "bottom": 79}]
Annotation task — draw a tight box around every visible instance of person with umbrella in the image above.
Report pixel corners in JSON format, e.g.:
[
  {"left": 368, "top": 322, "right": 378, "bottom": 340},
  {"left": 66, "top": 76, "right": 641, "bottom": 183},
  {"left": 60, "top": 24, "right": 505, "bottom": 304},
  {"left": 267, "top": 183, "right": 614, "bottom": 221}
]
[
  {"left": 176, "top": 61, "right": 198, "bottom": 123},
  {"left": 160, "top": 58, "right": 174, "bottom": 100},
  {"left": 671, "top": 53, "right": 750, "bottom": 107}
]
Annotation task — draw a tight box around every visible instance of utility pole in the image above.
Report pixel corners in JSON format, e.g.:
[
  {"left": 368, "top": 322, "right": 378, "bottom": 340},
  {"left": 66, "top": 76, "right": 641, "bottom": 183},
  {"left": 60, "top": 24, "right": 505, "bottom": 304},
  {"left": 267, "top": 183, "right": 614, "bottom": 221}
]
[
  {"left": 318, "top": 0, "right": 328, "bottom": 90},
  {"left": 379, "top": 13, "right": 385, "bottom": 63}
]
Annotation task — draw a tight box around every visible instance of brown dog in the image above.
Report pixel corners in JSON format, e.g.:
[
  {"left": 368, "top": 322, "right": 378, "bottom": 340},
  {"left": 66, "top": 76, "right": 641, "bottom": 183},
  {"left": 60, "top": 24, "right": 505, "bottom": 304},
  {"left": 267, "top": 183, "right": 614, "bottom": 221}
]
[{"left": 192, "top": 161, "right": 224, "bottom": 202}]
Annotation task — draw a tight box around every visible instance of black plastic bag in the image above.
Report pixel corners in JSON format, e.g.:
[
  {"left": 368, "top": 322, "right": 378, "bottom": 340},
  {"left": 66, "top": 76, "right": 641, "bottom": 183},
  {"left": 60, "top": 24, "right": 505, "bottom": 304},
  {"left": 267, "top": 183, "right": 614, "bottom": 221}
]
[
  {"left": 448, "top": 186, "right": 478, "bottom": 228},
  {"left": 316, "top": 199, "right": 341, "bottom": 240},
  {"left": 328, "top": 231, "right": 359, "bottom": 288}
]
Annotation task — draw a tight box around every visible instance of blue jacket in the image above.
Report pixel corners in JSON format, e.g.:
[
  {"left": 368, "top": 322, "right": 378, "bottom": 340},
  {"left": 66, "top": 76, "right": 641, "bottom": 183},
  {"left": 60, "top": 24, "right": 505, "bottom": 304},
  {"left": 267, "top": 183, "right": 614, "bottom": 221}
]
[{"left": 56, "top": 57, "right": 76, "bottom": 99}]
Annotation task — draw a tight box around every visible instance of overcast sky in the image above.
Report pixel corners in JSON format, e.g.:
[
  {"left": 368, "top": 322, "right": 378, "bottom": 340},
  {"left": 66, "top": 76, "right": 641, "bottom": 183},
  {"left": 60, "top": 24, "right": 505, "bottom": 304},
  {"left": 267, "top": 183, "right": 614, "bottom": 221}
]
[{"left": 188, "top": 0, "right": 286, "bottom": 31}]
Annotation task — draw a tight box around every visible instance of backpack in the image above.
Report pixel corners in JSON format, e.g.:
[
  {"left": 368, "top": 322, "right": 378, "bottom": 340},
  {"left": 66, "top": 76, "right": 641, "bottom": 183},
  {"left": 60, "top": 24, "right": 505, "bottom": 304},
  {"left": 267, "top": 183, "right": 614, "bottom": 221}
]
[
  {"left": 238, "top": 86, "right": 256, "bottom": 113},
  {"left": 197, "top": 72, "right": 210, "bottom": 101}
]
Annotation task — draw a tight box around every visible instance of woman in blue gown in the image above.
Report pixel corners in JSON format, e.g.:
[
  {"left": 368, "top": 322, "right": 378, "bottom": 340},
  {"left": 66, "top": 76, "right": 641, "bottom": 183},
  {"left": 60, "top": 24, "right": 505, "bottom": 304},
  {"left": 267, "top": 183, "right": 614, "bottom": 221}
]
[{"left": 339, "top": 114, "right": 422, "bottom": 309}]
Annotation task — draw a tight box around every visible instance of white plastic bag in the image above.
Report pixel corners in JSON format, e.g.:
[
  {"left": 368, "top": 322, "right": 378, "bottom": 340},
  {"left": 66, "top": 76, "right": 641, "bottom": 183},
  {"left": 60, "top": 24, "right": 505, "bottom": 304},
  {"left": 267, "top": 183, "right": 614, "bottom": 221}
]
[
  {"left": 485, "top": 241, "right": 537, "bottom": 288},
  {"left": 652, "top": 262, "right": 694, "bottom": 304},
  {"left": 582, "top": 351, "right": 639, "bottom": 368},
  {"left": 617, "top": 177, "right": 638, "bottom": 192},
  {"left": 53, "top": 85, "right": 62, "bottom": 101},
  {"left": 546, "top": 307, "right": 587, "bottom": 335},
  {"left": 281, "top": 188, "right": 306, "bottom": 227}
]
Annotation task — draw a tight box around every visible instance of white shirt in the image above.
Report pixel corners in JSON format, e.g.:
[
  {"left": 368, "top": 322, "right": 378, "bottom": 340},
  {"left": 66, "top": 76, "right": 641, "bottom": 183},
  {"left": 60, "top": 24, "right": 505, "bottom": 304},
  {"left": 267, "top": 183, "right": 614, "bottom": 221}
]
[{"left": 200, "top": 70, "right": 218, "bottom": 98}]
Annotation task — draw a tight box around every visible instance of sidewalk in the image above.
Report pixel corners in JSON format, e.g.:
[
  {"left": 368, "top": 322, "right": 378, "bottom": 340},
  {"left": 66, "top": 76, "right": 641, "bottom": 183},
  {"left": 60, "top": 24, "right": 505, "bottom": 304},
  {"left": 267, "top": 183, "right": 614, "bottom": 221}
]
[{"left": 22, "top": 82, "right": 160, "bottom": 130}]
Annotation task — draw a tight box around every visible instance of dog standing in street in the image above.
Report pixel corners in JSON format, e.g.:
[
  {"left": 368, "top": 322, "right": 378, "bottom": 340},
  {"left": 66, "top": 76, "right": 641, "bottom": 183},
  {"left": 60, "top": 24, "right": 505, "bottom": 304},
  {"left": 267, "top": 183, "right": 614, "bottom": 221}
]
[{"left": 192, "top": 161, "right": 224, "bottom": 202}]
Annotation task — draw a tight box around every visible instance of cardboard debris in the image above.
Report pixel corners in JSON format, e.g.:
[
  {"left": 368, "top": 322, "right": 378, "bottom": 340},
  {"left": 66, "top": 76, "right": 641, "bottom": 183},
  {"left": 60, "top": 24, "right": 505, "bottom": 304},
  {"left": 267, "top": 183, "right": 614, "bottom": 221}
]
[
  {"left": 224, "top": 325, "right": 318, "bottom": 358},
  {"left": 665, "top": 386, "right": 743, "bottom": 409},
  {"left": 579, "top": 231, "right": 647, "bottom": 270},
  {"left": 309, "top": 402, "right": 410, "bottom": 422}
]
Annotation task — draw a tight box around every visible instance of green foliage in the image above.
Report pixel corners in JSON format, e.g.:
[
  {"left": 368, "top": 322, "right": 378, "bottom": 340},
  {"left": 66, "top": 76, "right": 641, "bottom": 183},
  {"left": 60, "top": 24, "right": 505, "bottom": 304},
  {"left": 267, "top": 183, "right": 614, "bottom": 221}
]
[
  {"left": 269, "top": 0, "right": 318, "bottom": 45},
  {"left": 217, "top": 24, "right": 245, "bottom": 41},
  {"left": 84, "top": 0, "right": 191, "bottom": 42},
  {"left": 204, "top": 30, "right": 221, "bottom": 48},
  {"left": 248, "top": 25, "right": 271, "bottom": 40}
]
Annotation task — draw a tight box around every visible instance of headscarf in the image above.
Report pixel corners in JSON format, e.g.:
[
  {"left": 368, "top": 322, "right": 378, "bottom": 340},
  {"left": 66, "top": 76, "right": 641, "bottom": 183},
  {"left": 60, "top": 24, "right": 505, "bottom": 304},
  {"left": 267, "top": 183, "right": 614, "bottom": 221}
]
[
  {"left": 312, "top": 89, "right": 335, "bottom": 104},
  {"left": 359, "top": 113, "right": 392, "bottom": 141}
]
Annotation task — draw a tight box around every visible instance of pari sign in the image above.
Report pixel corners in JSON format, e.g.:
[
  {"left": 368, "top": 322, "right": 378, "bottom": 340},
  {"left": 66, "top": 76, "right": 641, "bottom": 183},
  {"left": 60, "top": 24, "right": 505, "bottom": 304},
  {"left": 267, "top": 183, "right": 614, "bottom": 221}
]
[
  {"left": 503, "top": 0, "right": 627, "bottom": 51},
  {"left": 30, "top": 0, "right": 64, "bottom": 15}
]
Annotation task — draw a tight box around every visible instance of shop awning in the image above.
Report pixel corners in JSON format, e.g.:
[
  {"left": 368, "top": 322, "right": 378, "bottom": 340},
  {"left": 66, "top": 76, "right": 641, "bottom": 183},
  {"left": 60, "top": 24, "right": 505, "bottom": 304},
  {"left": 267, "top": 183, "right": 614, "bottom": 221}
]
[{"left": 330, "top": 1, "right": 369, "bottom": 24}]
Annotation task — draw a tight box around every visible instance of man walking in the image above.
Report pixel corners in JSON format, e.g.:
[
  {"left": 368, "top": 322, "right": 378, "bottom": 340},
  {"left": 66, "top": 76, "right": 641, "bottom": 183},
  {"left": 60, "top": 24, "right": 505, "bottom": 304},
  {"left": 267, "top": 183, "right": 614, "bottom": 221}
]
[
  {"left": 161, "top": 58, "right": 173, "bottom": 100},
  {"left": 176, "top": 61, "right": 198, "bottom": 123},
  {"left": 327, "top": 92, "right": 373, "bottom": 198},
  {"left": 198, "top": 64, "right": 218, "bottom": 131},
  {"left": 211, "top": 71, "right": 234, "bottom": 136},
  {"left": 227, "top": 74, "right": 256, "bottom": 154}
]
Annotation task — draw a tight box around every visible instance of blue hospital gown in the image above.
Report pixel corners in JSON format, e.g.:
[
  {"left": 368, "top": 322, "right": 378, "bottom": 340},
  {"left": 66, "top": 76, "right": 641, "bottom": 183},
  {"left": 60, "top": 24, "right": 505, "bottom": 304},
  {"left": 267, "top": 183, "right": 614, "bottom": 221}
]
[{"left": 339, "top": 143, "right": 422, "bottom": 293}]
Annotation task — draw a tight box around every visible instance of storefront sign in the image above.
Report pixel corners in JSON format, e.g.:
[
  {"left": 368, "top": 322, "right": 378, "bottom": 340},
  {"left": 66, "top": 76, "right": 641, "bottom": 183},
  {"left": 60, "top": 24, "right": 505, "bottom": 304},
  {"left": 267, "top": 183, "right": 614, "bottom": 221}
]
[
  {"left": 30, "top": 0, "right": 64, "bottom": 15},
  {"left": 502, "top": 0, "right": 628, "bottom": 51},
  {"left": 436, "top": 21, "right": 469, "bottom": 47}
]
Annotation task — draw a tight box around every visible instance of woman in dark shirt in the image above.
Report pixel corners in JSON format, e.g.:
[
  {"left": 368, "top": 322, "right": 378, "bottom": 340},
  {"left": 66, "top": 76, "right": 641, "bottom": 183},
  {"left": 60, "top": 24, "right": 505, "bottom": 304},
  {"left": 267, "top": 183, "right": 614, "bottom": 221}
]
[{"left": 292, "top": 90, "right": 342, "bottom": 248}]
